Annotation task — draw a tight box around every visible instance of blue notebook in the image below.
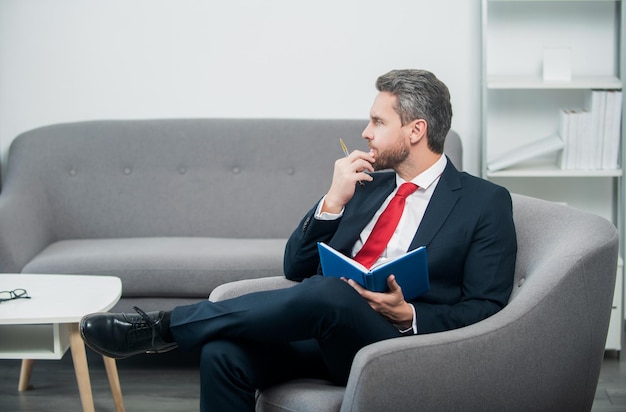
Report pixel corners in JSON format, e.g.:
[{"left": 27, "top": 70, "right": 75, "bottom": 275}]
[{"left": 317, "top": 242, "right": 430, "bottom": 300}]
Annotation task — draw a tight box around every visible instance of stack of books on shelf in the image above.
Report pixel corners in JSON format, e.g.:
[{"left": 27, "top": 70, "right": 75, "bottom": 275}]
[
  {"left": 559, "top": 90, "right": 622, "bottom": 171},
  {"left": 487, "top": 90, "right": 623, "bottom": 172}
]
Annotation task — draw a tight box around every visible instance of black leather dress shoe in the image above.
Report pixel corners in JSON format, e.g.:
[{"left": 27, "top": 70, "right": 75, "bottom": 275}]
[{"left": 80, "top": 306, "right": 178, "bottom": 359}]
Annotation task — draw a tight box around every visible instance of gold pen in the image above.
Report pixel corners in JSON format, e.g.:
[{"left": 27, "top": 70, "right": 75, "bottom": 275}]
[{"left": 339, "top": 138, "right": 365, "bottom": 187}]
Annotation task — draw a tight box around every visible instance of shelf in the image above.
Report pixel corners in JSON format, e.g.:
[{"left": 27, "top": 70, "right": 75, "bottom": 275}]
[
  {"left": 483, "top": 0, "right": 625, "bottom": 351},
  {"left": 0, "top": 323, "right": 70, "bottom": 359},
  {"left": 488, "top": 0, "right": 619, "bottom": 2},
  {"left": 487, "top": 75, "right": 622, "bottom": 90},
  {"left": 487, "top": 168, "right": 623, "bottom": 177}
]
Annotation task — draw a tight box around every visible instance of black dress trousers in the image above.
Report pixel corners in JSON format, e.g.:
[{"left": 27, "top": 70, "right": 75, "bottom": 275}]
[{"left": 169, "top": 275, "right": 403, "bottom": 411}]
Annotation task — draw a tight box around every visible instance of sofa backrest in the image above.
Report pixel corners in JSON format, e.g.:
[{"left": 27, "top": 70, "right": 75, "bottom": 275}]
[{"left": 3, "top": 119, "right": 462, "bottom": 239}]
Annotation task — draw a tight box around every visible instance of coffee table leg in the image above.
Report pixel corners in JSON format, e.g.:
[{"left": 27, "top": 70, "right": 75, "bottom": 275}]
[
  {"left": 18, "top": 359, "right": 35, "bottom": 391},
  {"left": 68, "top": 323, "right": 95, "bottom": 412},
  {"left": 103, "top": 356, "right": 126, "bottom": 412}
]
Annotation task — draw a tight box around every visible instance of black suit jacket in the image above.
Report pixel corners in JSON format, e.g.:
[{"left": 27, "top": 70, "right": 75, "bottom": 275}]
[{"left": 283, "top": 158, "right": 517, "bottom": 334}]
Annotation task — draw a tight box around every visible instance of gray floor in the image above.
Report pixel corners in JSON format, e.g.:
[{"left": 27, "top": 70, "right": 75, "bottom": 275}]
[
  {"left": 594, "top": 350, "right": 626, "bottom": 412},
  {"left": 1, "top": 347, "right": 625, "bottom": 411},
  {"left": 0, "top": 349, "right": 201, "bottom": 412}
]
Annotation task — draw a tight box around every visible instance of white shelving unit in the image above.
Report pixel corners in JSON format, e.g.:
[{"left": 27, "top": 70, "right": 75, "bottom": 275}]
[{"left": 481, "top": 0, "right": 624, "bottom": 352}]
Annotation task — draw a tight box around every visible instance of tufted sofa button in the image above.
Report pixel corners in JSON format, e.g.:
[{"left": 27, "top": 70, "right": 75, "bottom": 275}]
[
  {"left": 232, "top": 167, "right": 241, "bottom": 174},
  {"left": 69, "top": 168, "right": 77, "bottom": 177},
  {"left": 286, "top": 167, "right": 295, "bottom": 175},
  {"left": 178, "top": 167, "right": 187, "bottom": 175},
  {"left": 124, "top": 167, "right": 132, "bottom": 175}
]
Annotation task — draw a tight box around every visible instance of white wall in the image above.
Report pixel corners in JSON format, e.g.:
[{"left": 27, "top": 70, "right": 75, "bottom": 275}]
[{"left": 0, "top": 0, "right": 481, "bottom": 176}]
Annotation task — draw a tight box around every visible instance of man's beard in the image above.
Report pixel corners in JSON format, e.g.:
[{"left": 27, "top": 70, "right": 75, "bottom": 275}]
[{"left": 372, "top": 141, "right": 410, "bottom": 171}]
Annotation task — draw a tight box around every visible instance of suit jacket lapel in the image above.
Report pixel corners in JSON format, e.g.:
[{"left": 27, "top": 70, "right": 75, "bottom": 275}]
[{"left": 410, "top": 159, "right": 462, "bottom": 249}]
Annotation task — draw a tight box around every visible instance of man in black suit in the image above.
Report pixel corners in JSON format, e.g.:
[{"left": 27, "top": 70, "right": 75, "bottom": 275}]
[{"left": 81, "top": 69, "right": 517, "bottom": 411}]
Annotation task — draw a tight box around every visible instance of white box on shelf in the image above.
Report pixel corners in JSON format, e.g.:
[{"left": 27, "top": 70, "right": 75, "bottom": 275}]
[{"left": 543, "top": 48, "right": 572, "bottom": 82}]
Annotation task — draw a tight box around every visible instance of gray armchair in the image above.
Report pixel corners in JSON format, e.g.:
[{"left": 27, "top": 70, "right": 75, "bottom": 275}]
[{"left": 209, "top": 193, "right": 618, "bottom": 411}]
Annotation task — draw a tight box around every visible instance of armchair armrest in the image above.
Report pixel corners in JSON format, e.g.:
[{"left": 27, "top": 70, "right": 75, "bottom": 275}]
[
  {"left": 342, "top": 326, "right": 491, "bottom": 412},
  {"left": 341, "top": 259, "right": 606, "bottom": 412},
  {"left": 209, "top": 276, "right": 298, "bottom": 302}
]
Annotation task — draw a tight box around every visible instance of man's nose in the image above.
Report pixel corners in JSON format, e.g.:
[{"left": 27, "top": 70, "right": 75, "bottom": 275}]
[{"left": 362, "top": 124, "right": 372, "bottom": 140}]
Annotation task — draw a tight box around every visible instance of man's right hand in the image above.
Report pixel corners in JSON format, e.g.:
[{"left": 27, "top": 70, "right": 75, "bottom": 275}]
[{"left": 321, "top": 150, "right": 375, "bottom": 214}]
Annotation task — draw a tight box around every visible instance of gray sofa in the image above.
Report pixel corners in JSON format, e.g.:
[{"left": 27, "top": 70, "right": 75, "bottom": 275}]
[
  {"left": 0, "top": 118, "right": 462, "bottom": 312},
  {"left": 210, "top": 193, "right": 619, "bottom": 412}
]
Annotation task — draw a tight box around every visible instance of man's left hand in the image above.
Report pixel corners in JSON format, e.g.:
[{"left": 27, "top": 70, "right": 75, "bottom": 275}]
[{"left": 345, "top": 275, "right": 414, "bottom": 329}]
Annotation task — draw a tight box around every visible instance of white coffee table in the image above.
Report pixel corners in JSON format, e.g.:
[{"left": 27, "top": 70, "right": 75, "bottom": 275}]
[{"left": 0, "top": 274, "right": 125, "bottom": 412}]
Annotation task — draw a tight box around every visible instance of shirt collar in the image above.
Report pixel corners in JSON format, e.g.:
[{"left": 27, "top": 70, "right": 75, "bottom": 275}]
[{"left": 396, "top": 155, "right": 447, "bottom": 190}]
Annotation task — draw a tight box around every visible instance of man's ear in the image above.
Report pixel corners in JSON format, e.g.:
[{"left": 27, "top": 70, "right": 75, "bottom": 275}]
[{"left": 409, "top": 119, "right": 428, "bottom": 144}]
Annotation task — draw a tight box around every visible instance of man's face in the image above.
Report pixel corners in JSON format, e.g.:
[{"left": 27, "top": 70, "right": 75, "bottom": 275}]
[{"left": 362, "top": 92, "right": 411, "bottom": 171}]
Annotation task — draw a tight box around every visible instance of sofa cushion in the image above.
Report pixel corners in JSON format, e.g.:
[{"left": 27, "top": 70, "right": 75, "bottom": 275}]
[{"left": 22, "top": 237, "right": 287, "bottom": 298}]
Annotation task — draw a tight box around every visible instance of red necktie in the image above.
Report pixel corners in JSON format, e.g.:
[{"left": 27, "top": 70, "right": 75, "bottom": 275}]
[{"left": 353, "top": 182, "right": 419, "bottom": 269}]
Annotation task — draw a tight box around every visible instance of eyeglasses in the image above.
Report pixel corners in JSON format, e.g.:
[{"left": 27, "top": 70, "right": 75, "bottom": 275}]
[{"left": 0, "top": 288, "right": 31, "bottom": 303}]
